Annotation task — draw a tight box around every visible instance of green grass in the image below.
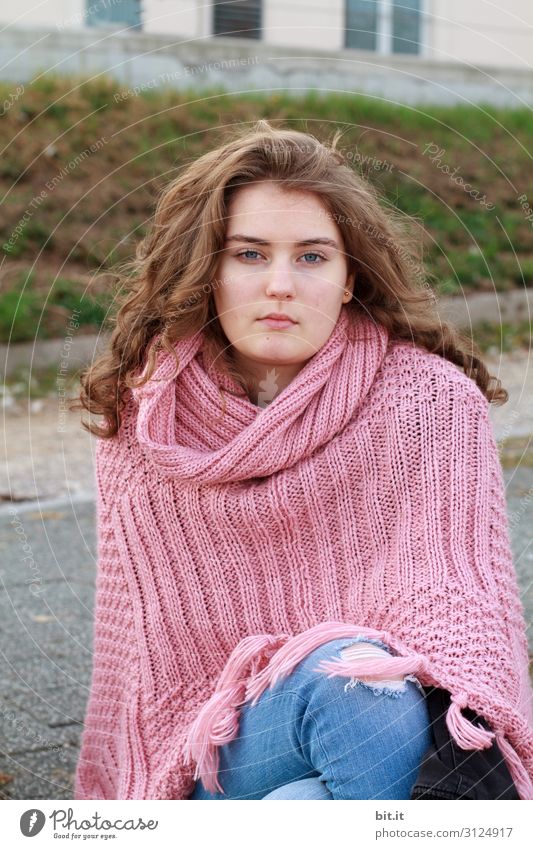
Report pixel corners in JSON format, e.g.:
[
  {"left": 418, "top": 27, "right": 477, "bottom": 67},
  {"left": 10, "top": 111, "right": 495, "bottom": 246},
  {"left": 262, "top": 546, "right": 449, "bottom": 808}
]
[
  {"left": 0, "top": 75, "right": 532, "bottom": 342},
  {"left": 0, "top": 272, "right": 113, "bottom": 343}
]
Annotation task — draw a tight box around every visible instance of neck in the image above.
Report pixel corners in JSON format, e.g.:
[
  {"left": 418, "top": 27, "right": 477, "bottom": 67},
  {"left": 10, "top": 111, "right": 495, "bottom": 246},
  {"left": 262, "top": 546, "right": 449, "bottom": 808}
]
[{"left": 232, "top": 356, "right": 304, "bottom": 406}]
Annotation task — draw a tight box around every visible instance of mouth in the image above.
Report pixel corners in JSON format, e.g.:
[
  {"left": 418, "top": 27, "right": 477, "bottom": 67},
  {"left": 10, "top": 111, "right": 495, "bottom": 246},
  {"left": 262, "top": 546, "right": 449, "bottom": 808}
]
[{"left": 257, "top": 315, "right": 298, "bottom": 329}]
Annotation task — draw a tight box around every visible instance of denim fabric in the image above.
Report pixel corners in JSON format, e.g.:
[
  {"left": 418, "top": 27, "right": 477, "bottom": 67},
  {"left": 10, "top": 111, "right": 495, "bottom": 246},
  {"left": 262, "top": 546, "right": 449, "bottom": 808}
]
[
  {"left": 262, "top": 777, "right": 333, "bottom": 799},
  {"left": 189, "top": 636, "right": 433, "bottom": 800}
]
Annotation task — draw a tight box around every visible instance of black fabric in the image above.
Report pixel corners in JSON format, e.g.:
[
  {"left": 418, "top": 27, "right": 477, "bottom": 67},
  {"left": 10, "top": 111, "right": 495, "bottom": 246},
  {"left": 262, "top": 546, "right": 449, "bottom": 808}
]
[{"left": 410, "top": 686, "right": 520, "bottom": 800}]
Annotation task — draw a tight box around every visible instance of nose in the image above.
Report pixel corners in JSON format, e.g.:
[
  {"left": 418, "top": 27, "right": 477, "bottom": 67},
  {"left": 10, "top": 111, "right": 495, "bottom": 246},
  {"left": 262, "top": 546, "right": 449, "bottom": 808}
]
[{"left": 264, "top": 260, "right": 297, "bottom": 300}]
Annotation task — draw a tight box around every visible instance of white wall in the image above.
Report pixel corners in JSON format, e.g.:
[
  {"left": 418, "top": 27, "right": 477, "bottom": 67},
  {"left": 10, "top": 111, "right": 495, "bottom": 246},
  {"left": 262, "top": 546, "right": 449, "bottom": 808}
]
[
  {"left": 142, "top": 0, "right": 201, "bottom": 37},
  {"left": 430, "top": 0, "right": 533, "bottom": 68},
  {"left": 264, "top": 0, "right": 344, "bottom": 51},
  {"left": 0, "top": 0, "right": 84, "bottom": 30}
]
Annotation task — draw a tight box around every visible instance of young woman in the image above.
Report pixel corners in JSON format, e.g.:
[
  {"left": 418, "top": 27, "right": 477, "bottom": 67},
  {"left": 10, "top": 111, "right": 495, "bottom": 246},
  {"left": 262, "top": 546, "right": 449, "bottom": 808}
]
[{"left": 72, "top": 120, "right": 533, "bottom": 800}]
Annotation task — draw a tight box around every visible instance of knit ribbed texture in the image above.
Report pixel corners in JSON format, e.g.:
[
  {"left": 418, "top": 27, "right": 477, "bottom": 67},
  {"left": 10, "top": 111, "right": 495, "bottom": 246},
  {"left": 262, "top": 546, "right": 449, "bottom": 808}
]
[{"left": 74, "top": 308, "right": 533, "bottom": 800}]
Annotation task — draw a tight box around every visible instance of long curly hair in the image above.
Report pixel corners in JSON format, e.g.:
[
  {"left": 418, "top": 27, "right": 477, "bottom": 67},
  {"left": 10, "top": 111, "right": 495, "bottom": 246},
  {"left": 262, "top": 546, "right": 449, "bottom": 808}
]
[{"left": 70, "top": 119, "right": 507, "bottom": 438}]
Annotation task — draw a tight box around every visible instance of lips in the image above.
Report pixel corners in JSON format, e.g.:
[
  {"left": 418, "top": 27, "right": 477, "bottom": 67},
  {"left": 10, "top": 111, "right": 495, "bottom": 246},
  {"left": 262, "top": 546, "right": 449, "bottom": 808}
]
[
  {"left": 258, "top": 316, "right": 298, "bottom": 329},
  {"left": 259, "top": 314, "right": 297, "bottom": 323}
]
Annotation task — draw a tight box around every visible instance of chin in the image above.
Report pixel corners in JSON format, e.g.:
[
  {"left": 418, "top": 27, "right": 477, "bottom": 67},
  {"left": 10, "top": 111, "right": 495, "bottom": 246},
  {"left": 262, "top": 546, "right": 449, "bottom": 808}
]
[{"left": 253, "top": 336, "right": 303, "bottom": 357}]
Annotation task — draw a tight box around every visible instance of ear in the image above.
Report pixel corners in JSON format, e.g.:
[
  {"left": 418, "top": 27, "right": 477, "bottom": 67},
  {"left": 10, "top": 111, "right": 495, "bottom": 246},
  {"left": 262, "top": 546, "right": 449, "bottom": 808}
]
[{"left": 345, "top": 269, "right": 355, "bottom": 296}]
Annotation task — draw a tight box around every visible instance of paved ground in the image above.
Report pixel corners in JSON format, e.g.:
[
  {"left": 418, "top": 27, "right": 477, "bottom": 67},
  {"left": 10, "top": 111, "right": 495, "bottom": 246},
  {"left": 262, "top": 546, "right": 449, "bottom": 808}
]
[
  {"left": 0, "top": 499, "right": 95, "bottom": 800},
  {"left": 0, "top": 349, "right": 531, "bottom": 799}
]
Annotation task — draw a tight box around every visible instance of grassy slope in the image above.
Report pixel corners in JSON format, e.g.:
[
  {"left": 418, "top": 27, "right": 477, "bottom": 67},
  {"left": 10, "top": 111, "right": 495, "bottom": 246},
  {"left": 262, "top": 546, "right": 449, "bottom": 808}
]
[{"left": 0, "top": 75, "right": 532, "bottom": 343}]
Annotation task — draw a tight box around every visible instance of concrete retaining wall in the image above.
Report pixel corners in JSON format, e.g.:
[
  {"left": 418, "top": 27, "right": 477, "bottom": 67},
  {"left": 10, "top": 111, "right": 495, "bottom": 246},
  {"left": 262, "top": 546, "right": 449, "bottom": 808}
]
[{"left": 1, "top": 27, "right": 533, "bottom": 106}]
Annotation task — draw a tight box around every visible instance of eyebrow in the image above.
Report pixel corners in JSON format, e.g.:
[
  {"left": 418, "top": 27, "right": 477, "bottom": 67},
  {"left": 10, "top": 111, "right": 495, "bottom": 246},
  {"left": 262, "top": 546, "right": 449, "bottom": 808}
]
[{"left": 225, "top": 234, "right": 340, "bottom": 249}]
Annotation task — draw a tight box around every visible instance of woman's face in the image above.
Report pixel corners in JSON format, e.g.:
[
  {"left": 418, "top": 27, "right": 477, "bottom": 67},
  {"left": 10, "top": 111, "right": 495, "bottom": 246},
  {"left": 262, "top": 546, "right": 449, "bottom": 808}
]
[{"left": 212, "top": 181, "right": 355, "bottom": 401}]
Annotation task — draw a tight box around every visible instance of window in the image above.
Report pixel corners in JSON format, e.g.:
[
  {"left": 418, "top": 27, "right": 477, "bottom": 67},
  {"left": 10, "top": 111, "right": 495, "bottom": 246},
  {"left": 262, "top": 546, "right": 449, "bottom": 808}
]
[
  {"left": 85, "top": 0, "right": 141, "bottom": 29},
  {"left": 345, "top": 0, "right": 422, "bottom": 55},
  {"left": 345, "top": 0, "right": 378, "bottom": 51},
  {"left": 392, "top": 0, "right": 421, "bottom": 54},
  {"left": 213, "top": 0, "right": 262, "bottom": 39}
]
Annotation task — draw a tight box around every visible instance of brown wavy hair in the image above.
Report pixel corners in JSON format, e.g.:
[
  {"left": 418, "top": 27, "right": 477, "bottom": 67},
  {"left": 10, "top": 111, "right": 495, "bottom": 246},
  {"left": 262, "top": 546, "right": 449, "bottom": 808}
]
[{"left": 70, "top": 119, "right": 507, "bottom": 438}]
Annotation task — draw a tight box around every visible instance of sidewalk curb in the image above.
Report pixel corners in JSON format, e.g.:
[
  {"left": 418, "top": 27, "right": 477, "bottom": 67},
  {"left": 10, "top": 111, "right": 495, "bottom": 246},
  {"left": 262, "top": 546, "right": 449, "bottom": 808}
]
[
  {"left": 0, "top": 490, "right": 95, "bottom": 517},
  {"left": 1, "top": 332, "right": 111, "bottom": 380},
  {"left": 437, "top": 288, "right": 532, "bottom": 328},
  {"left": 1, "top": 289, "right": 531, "bottom": 380}
]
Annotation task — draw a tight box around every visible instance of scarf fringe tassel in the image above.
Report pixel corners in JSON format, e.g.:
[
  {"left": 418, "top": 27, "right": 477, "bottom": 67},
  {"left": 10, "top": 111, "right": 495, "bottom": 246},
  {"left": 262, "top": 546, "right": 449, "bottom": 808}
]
[{"left": 181, "top": 622, "right": 532, "bottom": 799}]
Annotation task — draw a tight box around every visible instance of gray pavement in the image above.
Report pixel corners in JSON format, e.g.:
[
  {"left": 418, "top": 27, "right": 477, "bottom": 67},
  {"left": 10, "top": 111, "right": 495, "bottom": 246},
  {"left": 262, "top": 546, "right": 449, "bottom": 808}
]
[
  {"left": 0, "top": 464, "right": 532, "bottom": 800},
  {"left": 0, "top": 497, "right": 95, "bottom": 800}
]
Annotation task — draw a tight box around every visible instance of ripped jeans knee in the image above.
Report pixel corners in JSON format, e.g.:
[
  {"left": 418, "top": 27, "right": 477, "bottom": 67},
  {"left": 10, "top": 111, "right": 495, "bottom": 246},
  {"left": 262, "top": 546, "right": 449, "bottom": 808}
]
[{"left": 304, "top": 635, "right": 427, "bottom": 700}]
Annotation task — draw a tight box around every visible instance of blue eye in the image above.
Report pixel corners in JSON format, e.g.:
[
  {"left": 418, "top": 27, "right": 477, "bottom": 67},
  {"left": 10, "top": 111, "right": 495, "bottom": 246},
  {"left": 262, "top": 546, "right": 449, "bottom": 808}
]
[
  {"left": 235, "top": 249, "right": 326, "bottom": 263},
  {"left": 237, "top": 249, "right": 261, "bottom": 260},
  {"left": 301, "top": 252, "right": 324, "bottom": 263}
]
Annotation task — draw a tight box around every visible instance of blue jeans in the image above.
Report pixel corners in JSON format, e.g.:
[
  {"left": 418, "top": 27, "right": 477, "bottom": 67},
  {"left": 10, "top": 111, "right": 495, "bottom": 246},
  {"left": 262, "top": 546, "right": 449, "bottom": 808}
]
[{"left": 189, "top": 636, "right": 433, "bottom": 800}]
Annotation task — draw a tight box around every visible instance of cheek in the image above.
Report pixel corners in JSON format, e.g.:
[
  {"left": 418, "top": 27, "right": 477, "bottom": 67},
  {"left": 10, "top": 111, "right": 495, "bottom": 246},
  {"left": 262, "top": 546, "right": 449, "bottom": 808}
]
[
  {"left": 305, "top": 283, "right": 337, "bottom": 310},
  {"left": 213, "top": 271, "right": 237, "bottom": 308},
  {"left": 309, "top": 269, "right": 345, "bottom": 296},
  {"left": 213, "top": 279, "right": 252, "bottom": 324}
]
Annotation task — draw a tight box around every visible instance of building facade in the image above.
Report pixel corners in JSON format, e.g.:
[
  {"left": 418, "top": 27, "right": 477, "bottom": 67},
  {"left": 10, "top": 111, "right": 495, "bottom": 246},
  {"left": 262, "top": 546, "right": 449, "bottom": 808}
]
[{"left": 3, "top": 0, "right": 532, "bottom": 70}]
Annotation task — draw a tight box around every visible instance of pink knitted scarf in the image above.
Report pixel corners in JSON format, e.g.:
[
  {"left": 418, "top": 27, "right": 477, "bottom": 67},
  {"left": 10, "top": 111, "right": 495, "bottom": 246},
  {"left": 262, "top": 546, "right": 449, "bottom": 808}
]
[{"left": 75, "top": 307, "right": 533, "bottom": 800}]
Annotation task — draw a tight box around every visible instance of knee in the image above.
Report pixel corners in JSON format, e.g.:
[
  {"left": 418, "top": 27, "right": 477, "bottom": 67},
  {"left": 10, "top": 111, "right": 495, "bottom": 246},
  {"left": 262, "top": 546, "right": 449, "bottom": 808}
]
[
  {"left": 336, "top": 640, "right": 425, "bottom": 697},
  {"left": 296, "top": 637, "right": 396, "bottom": 675},
  {"left": 290, "top": 637, "right": 424, "bottom": 700},
  {"left": 339, "top": 641, "right": 405, "bottom": 683}
]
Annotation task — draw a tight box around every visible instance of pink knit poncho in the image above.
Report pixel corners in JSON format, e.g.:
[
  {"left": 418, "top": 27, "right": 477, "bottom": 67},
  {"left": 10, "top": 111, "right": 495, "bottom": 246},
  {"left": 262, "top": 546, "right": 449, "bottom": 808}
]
[{"left": 74, "top": 307, "right": 533, "bottom": 800}]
